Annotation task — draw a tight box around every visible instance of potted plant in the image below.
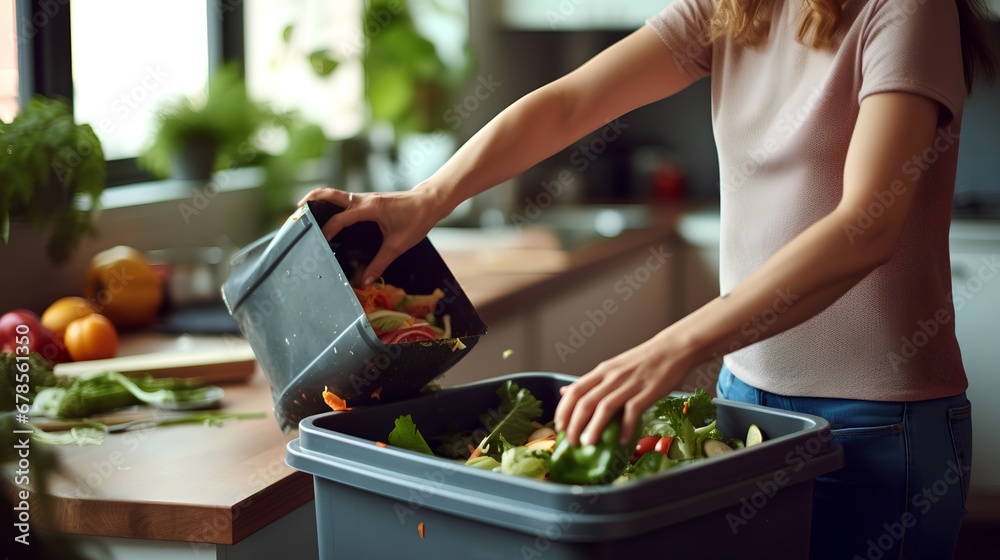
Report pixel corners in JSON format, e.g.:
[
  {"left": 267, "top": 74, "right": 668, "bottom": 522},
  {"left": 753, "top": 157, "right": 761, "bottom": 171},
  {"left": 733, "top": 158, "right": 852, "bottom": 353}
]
[
  {"left": 277, "top": 0, "right": 471, "bottom": 190},
  {"left": 0, "top": 96, "right": 106, "bottom": 264},
  {"left": 140, "top": 64, "right": 271, "bottom": 180},
  {"left": 360, "top": 0, "right": 471, "bottom": 137}
]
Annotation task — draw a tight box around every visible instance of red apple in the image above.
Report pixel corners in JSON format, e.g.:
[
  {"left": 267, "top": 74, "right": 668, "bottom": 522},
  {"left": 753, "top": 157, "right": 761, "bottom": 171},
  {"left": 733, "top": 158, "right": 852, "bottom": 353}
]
[{"left": 0, "top": 309, "right": 70, "bottom": 363}]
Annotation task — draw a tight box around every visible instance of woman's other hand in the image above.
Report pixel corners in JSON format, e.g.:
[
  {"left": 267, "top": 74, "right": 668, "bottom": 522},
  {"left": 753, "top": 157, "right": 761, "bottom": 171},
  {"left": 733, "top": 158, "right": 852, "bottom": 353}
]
[{"left": 554, "top": 331, "right": 695, "bottom": 447}]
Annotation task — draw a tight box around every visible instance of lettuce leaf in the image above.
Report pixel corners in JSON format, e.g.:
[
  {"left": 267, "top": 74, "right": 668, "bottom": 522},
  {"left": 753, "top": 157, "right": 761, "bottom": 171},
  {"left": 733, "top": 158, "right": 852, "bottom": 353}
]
[
  {"left": 500, "top": 445, "right": 551, "bottom": 479},
  {"left": 650, "top": 388, "right": 716, "bottom": 431},
  {"left": 643, "top": 389, "right": 718, "bottom": 459},
  {"left": 367, "top": 309, "right": 413, "bottom": 334},
  {"left": 628, "top": 450, "right": 681, "bottom": 480},
  {"left": 465, "top": 456, "right": 501, "bottom": 471},
  {"left": 388, "top": 414, "right": 434, "bottom": 455},
  {"left": 474, "top": 381, "right": 543, "bottom": 461}
]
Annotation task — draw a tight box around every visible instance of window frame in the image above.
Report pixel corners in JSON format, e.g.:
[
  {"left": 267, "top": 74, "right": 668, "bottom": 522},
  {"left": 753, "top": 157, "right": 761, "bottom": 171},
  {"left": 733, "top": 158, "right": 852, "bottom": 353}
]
[{"left": 16, "top": 0, "right": 246, "bottom": 187}]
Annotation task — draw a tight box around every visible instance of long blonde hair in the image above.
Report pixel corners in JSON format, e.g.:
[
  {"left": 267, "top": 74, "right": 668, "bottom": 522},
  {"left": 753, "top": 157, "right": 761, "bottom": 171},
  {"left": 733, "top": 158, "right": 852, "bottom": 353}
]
[{"left": 708, "top": 0, "right": 998, "bottom": 90}]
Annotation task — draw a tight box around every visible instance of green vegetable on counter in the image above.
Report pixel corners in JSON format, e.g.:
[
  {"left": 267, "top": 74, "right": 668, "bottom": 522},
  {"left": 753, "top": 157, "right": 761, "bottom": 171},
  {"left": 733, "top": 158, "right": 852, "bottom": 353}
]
[
  {"left": 1, "top": 353, "right": 62, "bottom": 412},
  {"left": 31, "top": 370, "right": 215, "bottom": 419},
  {"left": 27, "top": 412, "right": 268, "bottom": 447}
]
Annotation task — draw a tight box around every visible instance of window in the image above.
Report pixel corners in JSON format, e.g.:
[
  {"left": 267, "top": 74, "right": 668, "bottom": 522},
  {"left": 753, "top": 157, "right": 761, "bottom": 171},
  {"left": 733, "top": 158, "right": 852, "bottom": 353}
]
[
  {"left": 244, "top": 0, "right": 364, "bottom": 141},
  {"left": 499, "top": 0, "right": 669, "bottom": 30},
  {"left": 70, "top": 0, "right": 211, "bottom": 160},
  {"left": 0, "top": 0, "right": 17, "bottom": 121},
  {"left": 12, "top": 0, "right": 242, "bottom": 185},
  {"left": 244, "top": 0, "right": 468, "bottom": 145}
]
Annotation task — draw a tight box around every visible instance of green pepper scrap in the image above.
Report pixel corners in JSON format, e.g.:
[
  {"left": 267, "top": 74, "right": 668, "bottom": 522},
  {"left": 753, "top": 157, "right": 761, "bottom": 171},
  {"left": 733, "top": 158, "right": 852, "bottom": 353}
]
[{"left": 548, "top": 418, "right": 632, "bottom": 485}]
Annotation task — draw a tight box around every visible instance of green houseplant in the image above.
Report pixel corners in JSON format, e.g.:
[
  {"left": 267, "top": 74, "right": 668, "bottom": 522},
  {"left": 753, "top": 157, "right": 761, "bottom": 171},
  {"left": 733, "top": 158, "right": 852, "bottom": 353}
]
[
  {"left": 362, "top": 0, "right": 469, "bottom": 136},
  {"left": 0, "top": 96, "right": 106, "bottom": 264},
  {"left": 140, "top": 64, "right": 271, "bottom": 180},
  {"left": 280, "top": 0, "right": 471, "bottom": 137}
]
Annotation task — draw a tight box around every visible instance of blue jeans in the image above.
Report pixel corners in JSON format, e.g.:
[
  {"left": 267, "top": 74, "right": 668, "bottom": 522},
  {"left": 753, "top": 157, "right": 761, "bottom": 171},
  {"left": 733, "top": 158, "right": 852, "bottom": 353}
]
[{"left": 717, "top": 365, "right": 972, "bottom": 560}]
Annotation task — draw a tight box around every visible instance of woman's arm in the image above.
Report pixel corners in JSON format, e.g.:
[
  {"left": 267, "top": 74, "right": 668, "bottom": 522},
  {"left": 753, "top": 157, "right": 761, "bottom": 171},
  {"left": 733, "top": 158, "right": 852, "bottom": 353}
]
[
  {"left": 302, "top": 25, "right": 695, "bottom": 286},
  {"left": 555, "top": 91, "right": 943, "bottom": 446}
]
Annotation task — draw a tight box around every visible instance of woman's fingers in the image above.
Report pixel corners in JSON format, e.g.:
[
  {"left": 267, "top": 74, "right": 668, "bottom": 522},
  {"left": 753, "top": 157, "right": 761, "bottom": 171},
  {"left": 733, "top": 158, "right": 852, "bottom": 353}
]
[
  {"left": 556, "top": 332, "right": 686, "bottom": 447},
  {"left": 579, "top": 380, "right": 637, "bottom": 446},
  {"left": 320, "top": 204, "right": 369, "bottom": 241},
  {"left": 299, "top": 187, "right": 367, "bottom": 240},
  {"left": 619, "top": 387, "right": 657, "bottom": 444},
  {"left": 554, "top": 372, "right": 603, "bottom": 435},
  {"left": 296, "top": 187, "right": 440, "bottom": 287},
  {"left": 361, "top": 241, "right": 403, "bottom": 288},
  {"left": 560, "top": 372, "right": 621, "bottom": 446},
  {"left": 298, "top": 187, "right": 352, "bottom": 207}
]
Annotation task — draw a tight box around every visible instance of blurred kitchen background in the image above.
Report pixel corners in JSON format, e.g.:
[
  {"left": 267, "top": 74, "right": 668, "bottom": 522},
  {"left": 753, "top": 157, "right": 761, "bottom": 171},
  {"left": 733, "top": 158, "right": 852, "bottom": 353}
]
[{"left": 0, "top": 0, "right": 998, "bottom": 553}]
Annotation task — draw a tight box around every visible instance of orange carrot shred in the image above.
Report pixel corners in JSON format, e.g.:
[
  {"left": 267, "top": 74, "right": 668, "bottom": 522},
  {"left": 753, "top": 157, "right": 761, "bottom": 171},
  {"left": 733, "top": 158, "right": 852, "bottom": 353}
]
[
  {"left": 322, "top": 388, "right": 351, "bottom": 411},
  {"left": 376, "top": 441, "right": 388, "bottom": 448},
  {"left": 418, "top": 522, "right": 425, "bottom": 539},
  {"left": 682, "top": 401, "right": 689, "bottom": 415},
  {"left": 371, "top": 386, "right": 383, "bottom": 400}
]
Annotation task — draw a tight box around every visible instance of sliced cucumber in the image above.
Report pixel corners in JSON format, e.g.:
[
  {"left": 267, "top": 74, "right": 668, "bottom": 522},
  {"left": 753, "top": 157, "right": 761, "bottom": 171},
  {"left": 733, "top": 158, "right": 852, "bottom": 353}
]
[
  {"left": 667, "top": 438, "right": 685, "bottom": 459},
  {"left": 703, "top": 439, "right": 734, "bottom": 457},
  {"left": 746, "top": 424, "right": 764, "bottom": 447},
  {"left": 728, "top": 438, "right": 745, "bottom": 449}
]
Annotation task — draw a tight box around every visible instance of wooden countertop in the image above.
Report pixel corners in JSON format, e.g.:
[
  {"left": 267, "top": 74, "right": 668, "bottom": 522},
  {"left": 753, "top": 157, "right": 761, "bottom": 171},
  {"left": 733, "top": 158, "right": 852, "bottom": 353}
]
[
  {"left": 34, "top": 366, "right": 312, "bottom": 545},
  {"left": 20, "top": 203, "right": 695, "bottom": 545}
]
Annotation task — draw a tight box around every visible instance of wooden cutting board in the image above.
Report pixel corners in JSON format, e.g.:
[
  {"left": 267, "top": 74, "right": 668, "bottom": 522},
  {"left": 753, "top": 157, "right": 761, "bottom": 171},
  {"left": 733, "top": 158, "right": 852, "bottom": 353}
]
[{"left": 53, "top": 345, "right": 258, "bottom": 384}]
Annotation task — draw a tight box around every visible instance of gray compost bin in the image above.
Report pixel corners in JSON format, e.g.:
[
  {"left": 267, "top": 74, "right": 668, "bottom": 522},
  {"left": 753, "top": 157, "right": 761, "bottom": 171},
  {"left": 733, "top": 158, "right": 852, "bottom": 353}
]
[
  {"left": 222, "top": 200, "right": 487, "bottom": 432},
  {"left": 286, "top": 372, "right": 844, "bottom": 559}
]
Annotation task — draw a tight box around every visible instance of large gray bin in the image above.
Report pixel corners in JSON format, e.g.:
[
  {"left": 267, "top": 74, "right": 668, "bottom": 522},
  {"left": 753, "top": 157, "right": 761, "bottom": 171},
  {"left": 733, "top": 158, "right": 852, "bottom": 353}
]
[{"left": 286, "top": 373, "right": 844, "bottom": 559}]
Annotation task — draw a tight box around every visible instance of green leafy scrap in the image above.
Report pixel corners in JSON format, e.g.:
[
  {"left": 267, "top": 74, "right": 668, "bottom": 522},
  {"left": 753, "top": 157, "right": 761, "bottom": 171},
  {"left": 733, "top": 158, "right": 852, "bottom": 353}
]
[
  {"left": 628, "top": 450, "right": 681, "bottom": 480},
  {"left": 474, "top": 381, "right": 543, "bottom": 460},
  {"left": 388, "top": 414, "right": 434, "bottom": 455},
  {"left": 500, "top": 445, "right": 551, "bottom": 480}
]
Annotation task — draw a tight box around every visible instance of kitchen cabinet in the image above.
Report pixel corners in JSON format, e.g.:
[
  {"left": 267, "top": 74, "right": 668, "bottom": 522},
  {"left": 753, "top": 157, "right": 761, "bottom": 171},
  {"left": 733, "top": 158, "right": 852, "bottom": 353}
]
[
  {"left": 949, "top": 221, "right": 1000, "bottom": 512},
  {"left": 441, "top": 238, "right": 675, "bottom": 383},
  {"left": 55, "top": 501, "right": 318, "bottom": 560},
  {"left": 438, "top": 226, "right": 680, "bottom": 385},
  {"left": 440, "top": 314, "right": 531, "bottom": 387},
  {"left": 533, "top": 242, "right": 674, "bottom": 374}
]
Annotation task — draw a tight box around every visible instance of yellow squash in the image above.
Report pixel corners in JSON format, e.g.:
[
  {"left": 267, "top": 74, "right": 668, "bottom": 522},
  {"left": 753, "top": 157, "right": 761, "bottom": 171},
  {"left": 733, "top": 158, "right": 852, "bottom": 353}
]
[{"left": 84, "top": 246, "right": 163, "bottom": 329}]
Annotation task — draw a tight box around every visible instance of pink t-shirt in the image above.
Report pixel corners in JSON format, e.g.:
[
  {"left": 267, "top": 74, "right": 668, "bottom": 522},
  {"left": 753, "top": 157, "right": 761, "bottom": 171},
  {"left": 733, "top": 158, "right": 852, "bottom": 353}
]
[{"left": 648, "top": 0, "right": 969, "bottom": 401}]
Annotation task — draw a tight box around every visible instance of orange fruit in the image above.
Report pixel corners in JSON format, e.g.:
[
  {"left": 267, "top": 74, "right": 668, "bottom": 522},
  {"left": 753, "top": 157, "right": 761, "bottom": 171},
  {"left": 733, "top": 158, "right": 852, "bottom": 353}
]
[
  {"left": 64, "top": 314, "right": 118, "bottom": 362},
  {"left": 83, "top": 246, "right": 163, "bottom": 329},
  {"left": 41, "top": 296, "right": 98, "bottom": 334}
]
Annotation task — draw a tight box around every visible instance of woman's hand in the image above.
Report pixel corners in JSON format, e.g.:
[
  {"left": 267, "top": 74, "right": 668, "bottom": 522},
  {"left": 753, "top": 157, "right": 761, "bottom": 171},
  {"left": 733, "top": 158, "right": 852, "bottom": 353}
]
[
  {"left": 298, "top": 185, "right": 452, "bottom": 287},
  {"left": 554, "top": 331, "right": 694, "bottom": 447}
]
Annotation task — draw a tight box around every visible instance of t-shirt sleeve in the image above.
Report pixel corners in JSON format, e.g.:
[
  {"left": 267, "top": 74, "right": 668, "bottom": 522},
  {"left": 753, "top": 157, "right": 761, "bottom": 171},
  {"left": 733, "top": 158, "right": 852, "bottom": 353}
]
[
  {"left": 859, "top": 0, "right": 966, "bottom": 125},
  {"left": 645, "top": 0, "right": 716, "bottom": 79}
]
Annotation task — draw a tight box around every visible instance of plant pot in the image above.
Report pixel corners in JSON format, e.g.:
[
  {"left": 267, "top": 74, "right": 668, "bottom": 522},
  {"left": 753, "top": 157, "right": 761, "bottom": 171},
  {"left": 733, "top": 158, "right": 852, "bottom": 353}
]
[{"left": 170, "top": 136, "right": 219, "bottom": 181}]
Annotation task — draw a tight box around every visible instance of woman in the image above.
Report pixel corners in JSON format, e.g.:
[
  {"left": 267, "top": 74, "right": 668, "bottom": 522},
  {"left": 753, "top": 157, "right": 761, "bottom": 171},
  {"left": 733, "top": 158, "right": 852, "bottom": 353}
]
[{"left": 304, "top": 0, "right": 997, "bottom": 556}]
